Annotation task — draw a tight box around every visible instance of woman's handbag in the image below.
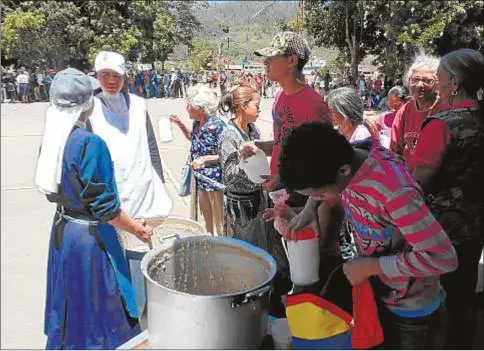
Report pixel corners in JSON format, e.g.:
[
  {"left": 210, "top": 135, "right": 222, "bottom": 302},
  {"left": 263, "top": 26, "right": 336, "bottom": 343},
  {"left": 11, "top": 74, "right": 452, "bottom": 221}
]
[{"left": 178, "top": 153, "right": 192, "bottom": 197}]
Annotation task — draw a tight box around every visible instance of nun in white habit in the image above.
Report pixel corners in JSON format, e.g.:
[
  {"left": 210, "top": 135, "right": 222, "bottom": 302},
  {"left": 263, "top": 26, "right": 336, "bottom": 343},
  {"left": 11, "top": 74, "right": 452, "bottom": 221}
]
[{"left": 88, "top": 51, "right": 172, "bottom": 220}]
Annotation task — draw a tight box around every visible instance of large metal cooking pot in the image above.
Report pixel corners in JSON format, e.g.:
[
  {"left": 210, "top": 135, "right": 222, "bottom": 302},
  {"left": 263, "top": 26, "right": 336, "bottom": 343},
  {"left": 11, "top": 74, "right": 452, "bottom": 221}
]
[
  {"left": 141, "top": 235, "right": 277, "bottom": 349},
  {"left": 118, "top": 216, "right": 206, "bottom": 317}
]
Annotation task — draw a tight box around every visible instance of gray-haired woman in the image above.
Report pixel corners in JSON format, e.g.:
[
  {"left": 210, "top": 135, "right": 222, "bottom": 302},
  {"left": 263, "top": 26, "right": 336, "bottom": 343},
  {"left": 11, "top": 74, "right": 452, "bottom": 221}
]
[
  {"left": 170, "top": 85, "right": 226, "bottom": 235},
  {"left": 326, "top": 87, "right": 378, "bottom": 143},
  {"left": 389, "top": 52, "right": 447, "bottom": 172},
  {"left": 412, "top": 48, "right": 484, "bottom": 350},
  {"left": 376, "top": 86, "right": 408, "bottom": 148}
]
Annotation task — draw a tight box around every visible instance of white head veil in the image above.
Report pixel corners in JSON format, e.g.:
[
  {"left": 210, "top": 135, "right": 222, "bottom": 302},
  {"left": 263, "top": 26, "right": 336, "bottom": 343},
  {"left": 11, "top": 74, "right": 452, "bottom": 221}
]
[{"left": 35, "top": 68, "right": 94, "bottom": 194}]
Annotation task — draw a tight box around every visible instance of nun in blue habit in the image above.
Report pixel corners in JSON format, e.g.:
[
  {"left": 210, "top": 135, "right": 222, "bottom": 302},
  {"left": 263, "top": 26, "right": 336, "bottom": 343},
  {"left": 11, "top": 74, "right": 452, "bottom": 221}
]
[{"left": 35, "top": 68, "right": 153, "bottom": 349}]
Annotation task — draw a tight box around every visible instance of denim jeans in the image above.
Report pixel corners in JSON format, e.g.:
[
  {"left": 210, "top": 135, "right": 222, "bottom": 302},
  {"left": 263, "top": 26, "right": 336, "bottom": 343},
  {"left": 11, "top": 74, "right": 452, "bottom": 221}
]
[{"left": 375, "top": 305, "right": 441, "bottom": 349}]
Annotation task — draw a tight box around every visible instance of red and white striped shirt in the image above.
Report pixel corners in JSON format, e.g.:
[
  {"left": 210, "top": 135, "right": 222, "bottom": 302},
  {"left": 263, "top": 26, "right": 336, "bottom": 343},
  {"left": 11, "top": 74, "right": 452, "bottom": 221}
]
[{"left": 341, "top": 138, "right": 457, "bottom": 317}]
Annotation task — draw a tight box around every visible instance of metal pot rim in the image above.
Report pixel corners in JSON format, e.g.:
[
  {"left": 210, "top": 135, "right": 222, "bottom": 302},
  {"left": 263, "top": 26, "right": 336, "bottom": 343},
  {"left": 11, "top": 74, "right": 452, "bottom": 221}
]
[
  {"left": 123, "top": 216, "right": 206, "bottom": 258},
  {"left": 140, "top": 236, "right": 277, "bottom": 299}
]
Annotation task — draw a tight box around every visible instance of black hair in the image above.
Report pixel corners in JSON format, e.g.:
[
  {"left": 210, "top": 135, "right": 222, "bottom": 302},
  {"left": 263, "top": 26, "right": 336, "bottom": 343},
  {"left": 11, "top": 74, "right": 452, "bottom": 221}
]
[
  {"left": 278, "top": 122, "right": 355, "bottom": 191},
  {"left": 297, "top": 58, "right": 307, "bottom": 72},
  {"left": 440, "top": 48, "right": 484, "bottom": 120},
  {"left": 218, "top": 85, "right": 258, "bottom": 117},
  {"left": 218, "top": 91, "right": 234, "bottom": 115}
]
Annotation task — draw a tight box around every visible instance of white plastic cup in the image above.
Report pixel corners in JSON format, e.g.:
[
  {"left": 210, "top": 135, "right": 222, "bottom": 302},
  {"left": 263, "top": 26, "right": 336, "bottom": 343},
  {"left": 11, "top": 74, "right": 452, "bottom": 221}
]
[
  {"left": 239, "top": 149, "right": 270, "bottom": 184},
  {"left": 268, "top": 189, "right": 289, "bottom": 205},
  {"left": 270, "top": 318, "right": 292, "bottom": 350},
  {"left": 287, "top": 228, "right": 320, "bottom": 286},
  {"left": 158, "top": 115, "right": 173, "bottom": 142}
]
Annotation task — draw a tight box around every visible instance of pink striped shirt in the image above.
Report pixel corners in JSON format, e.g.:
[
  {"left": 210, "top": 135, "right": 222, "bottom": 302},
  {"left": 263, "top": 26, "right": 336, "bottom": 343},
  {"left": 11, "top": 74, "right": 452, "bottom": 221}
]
[{"left": 341, "top": 138, "right": 457, "bottom": 317}]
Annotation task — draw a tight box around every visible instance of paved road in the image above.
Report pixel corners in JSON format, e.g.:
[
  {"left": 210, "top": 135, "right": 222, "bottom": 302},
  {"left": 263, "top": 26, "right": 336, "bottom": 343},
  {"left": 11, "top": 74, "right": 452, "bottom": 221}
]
[{"left": 0, "top": 96, "right": 276, "bottom": 349}]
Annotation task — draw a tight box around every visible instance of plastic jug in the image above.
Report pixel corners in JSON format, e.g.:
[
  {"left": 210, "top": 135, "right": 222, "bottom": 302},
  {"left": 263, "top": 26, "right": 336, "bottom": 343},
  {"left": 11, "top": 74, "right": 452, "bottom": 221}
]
[
  {"left": 287, "top": 228, "right": 320, "bottom": 286},
  {"left": 158, "top": 115, "right": 173, "bottom": 142},
  {"left": 239, "top": 149, "right": 270, "bottom": 184}
]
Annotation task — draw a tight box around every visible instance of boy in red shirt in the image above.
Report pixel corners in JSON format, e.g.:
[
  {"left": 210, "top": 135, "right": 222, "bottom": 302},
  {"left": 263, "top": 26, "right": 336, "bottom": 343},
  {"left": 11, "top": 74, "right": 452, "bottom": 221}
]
[
  {"left": 239, "top": 31, "right": 330, "bottom": 190},
  {"left": 238, "top": 31, "right": 331, "bottom": 317}
]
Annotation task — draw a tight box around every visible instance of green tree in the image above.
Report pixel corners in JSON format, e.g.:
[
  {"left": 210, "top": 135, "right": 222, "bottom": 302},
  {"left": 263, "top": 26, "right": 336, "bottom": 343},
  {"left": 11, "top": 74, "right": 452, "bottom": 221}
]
[
  {"left": 83, "top": 0, "right": 141, "bottom": 63},
  {"left": 153, "top": 13, "right": 176, "bottom": 70},
  {"left": 305, "top": 0, "right": 385, "bottom": 81},
  {"left": 1, "top": 8, "right": 45, "bottom": 66},
  {"left": 371, "top": 1, "right": 484, "bottom": 77},
  {"left": 382, "top": 0, "right": 484, "bottom": 55},
  {"left": 188, "top": 39, "right": 216, "bottom": 72},
  {"left": 325, "top": 50, "right": 351, "bottom": 78},
  {"left": 2, "top": 1, "right": 92, "bottom": 68},
  {"left": 305, "top": 0, "right": 484, "bottom": 83},
  {"left": 274, "top": 18, "right": 296, "bottom": 32}
]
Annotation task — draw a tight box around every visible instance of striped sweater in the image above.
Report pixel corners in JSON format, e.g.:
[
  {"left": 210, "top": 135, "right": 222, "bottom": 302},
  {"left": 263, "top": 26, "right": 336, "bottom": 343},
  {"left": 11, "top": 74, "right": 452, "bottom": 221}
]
[{"left": 340, "top": 138, "right": 457, "bottom": 317}]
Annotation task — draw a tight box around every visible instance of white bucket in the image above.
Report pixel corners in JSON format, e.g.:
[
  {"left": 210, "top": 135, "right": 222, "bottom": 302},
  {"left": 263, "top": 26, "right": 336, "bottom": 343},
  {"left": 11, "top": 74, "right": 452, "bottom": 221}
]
[
  {"left": 287, "top": 234, "right": 320, "bottom": 286},
  {"left": 239, "top": 149, "right": 270, "bottom": 184},
  {"left": 158, "top": 115, "right": 173, "bottom": 142},
  {"left": 270, "top": 318, "right": 292, "bottom": 350}
]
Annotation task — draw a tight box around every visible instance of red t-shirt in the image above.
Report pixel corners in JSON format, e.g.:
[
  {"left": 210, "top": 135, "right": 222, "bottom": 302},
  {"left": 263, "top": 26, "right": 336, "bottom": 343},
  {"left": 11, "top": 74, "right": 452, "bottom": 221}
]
[
  {"left": 414, "top": 101, "right": 478, "bottom": 170},
  {"left": 376, "top": 111, "right": 397, "bottom": 135},
  {"left": 389, "top": 99, "right": 448, "bottom": 172},
  {"left": 271, "top": 86, "right": 331, "bottom": 174}
]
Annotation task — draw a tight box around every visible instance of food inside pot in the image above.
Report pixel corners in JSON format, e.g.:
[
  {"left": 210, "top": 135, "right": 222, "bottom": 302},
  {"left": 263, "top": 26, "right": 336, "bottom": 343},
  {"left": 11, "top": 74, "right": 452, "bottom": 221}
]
[
  {"left": 147, "top": 237, "right": 272, "bottom": 296},
  {"left": 119, "top": 218, "right": 204, "bottom": 251},
  {"left": 154, "top": 223, "right": 201, "bottom": 239}
]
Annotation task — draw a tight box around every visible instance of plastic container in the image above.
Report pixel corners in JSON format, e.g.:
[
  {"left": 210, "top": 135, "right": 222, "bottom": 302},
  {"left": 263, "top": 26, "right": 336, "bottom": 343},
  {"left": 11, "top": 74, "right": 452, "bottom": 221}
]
[
  {"left": 287, "top": 228, "right": 320, "bottom": 286},
  {"left": 239, "top": 149, "right": 270, "bottom": 184},
  {"left": 158, "top": 115, "right": 173, "bottom": 142},
  {"left": 268, "top": 189, "right": 291, "bottom": 235},
  {"left": 270, "top": 318, "right": 292, "bottom": 350}
]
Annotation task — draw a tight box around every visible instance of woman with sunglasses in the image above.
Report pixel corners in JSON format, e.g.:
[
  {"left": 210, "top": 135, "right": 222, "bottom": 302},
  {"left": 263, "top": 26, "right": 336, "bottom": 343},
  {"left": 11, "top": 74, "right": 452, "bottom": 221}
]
[{"left": 390, "top": 53, "right": 448, "bottom": 172}]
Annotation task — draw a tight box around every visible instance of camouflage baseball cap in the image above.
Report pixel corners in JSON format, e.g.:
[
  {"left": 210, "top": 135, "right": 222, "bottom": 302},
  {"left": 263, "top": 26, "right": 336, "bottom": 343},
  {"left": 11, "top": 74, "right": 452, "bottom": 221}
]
[{"left": 254, "top": 31, "right": 310, "bottom": 61}]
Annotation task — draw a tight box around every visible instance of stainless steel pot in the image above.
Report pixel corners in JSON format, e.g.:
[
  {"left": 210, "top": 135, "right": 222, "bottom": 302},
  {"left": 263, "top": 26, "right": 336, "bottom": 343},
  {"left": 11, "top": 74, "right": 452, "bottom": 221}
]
[
  {"left": 141, "top": 235, "right": 277, "bottom": 349},
  {"left": 118, "top": 216, "right": 206, "bottom": 318}
]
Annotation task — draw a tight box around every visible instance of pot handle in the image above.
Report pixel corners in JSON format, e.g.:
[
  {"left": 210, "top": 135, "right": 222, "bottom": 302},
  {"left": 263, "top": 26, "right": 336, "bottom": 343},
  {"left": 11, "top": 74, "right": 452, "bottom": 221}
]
[
  {"left": 231, "top": 285, "right": 272, "bottom": 308},
  {"left": 158, "top": 234, "right": 180, "bottom": 244}
]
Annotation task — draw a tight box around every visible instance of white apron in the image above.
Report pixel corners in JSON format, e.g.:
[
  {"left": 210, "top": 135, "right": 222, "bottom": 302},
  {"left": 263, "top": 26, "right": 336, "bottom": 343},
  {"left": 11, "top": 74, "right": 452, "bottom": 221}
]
[{"left": 89, "top": 93, "right": 172, "bottom": 219}]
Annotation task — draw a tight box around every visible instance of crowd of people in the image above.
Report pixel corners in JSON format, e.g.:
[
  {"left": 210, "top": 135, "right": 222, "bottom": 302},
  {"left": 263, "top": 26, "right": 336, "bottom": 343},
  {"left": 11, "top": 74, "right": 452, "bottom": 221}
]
[
  {"left": 1, "top": 67, "right": 56, "bottom": 103},
  {"left": 105, "top": 67, "right": 281, "bottom": 101},
  {"left": 33, "top": 29, "right": 483, "bottom": 350}
]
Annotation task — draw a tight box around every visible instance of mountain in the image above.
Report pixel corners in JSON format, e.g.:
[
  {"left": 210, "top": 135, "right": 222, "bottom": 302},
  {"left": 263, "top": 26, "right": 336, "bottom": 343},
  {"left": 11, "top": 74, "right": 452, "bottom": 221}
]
[
  {"left": 194, "top": 1, "right": 299, "bottom": 62},
  {"left": 171, "top": 1, "right": 338, "bottom": 66}
]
